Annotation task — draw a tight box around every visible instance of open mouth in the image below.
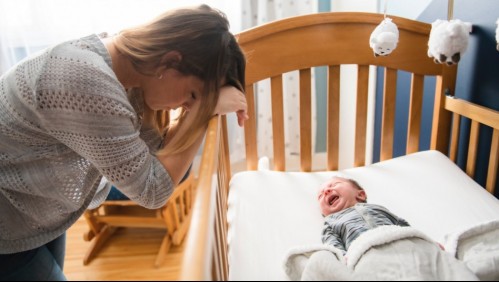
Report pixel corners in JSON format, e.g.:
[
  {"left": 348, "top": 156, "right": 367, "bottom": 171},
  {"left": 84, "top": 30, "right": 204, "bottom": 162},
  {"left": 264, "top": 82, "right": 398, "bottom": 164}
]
[{"left": 327, "top": 195, "right": 339, "bottom": 206}]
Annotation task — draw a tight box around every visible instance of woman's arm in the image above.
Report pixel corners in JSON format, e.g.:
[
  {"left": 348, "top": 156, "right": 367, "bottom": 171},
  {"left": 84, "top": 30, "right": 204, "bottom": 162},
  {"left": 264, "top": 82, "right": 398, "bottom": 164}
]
[
  {"left": 213, "top": 85, "right": 249, "bottom": 126},
  {"left": 157, "top": 123, "right": 205, "bottom": 185},
  {"left": 158, "top": 85, "right": 247, "bottom": 185}
]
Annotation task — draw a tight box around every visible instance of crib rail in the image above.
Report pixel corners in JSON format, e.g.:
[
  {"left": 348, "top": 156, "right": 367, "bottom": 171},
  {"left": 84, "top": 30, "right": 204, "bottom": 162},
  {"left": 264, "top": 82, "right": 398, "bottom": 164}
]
[
  {"left": 180, "top": 116, "right": 231, "bottom": 280},
  {"left": 445, "top": 97, "right": 499, "bottom": 194}
]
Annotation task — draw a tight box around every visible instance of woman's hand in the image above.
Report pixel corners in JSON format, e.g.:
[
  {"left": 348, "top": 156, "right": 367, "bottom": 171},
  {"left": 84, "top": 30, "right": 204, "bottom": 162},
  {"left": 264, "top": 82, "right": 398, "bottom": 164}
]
[{"left": 214, "top": 86, "right": 248, "bottom": 127}]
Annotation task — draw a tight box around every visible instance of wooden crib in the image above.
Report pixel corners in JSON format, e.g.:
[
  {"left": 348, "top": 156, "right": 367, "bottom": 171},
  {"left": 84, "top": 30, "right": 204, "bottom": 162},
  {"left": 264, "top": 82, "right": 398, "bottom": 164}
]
[{"left": 180, "top": 12, "right": 499, "bottom": 280}]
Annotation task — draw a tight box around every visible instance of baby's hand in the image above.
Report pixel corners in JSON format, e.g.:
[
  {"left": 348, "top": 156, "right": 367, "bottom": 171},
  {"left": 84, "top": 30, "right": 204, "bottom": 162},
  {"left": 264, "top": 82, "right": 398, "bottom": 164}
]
[{"left": 437, "top": 242, "right": 445, "bottom": 251}]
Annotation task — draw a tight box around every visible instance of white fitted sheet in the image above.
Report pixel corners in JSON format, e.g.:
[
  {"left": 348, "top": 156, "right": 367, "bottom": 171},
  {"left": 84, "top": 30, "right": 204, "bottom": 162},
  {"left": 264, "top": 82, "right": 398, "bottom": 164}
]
[{"left": 226, "top": 150, "right": 499, "bottom": 280}]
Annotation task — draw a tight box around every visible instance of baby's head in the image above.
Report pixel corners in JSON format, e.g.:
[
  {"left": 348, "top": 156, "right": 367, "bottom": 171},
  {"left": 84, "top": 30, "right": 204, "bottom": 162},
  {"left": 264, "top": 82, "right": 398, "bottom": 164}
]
[{"left": 317, "top": 176, "right": 367, "bottom": 216}]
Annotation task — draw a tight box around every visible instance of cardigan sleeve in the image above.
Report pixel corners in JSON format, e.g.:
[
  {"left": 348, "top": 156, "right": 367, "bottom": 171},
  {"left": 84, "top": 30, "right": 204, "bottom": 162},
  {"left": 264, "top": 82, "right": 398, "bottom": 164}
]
[{"left": 34, "top": 55, "right": 173, "bottom": 209}]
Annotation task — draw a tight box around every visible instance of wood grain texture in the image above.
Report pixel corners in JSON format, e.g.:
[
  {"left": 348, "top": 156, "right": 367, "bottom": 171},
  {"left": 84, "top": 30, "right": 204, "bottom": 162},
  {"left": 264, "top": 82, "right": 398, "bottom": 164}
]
[
  {"left": 327, "top": 66, "right": 340, "bottom": 171},
  {"left": 299, "top": 68, "right": 312, "bottom": 172},
  {"left": 271, "top": 75, "right": 285, "bottom": 171},
  {"left": 449, "top": 113, "right": 461, "bottom": 162},
  {"left": 466, "top": 120, "right": 480, "bottom": 178},
  {"left": 406, "top": 74, "right": 424, "bottom": 154},
  {"left": 354, "top": 65, "right": 369, "bottom": 167},
  {"left": 487, "top": 129, "right": 499, "bottom": 194},
  {"left": 66, "top": 217, "right": 184, "bottom": 281},
  {"left": 380, "top": 68, "right": 397, "bottom": 161},
  {"left": 244, "top": 85, "right": 258, "bottom": 170}
]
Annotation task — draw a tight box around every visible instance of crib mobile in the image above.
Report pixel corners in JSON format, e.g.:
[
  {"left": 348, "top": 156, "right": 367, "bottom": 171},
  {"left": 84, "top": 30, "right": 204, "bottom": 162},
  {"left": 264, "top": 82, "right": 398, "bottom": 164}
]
[
  {"left": 369, "top": 17, "right": 399, "bottom": 57},
  {"left": 370, "top": 0, "right": 484, "bottom": 64}
]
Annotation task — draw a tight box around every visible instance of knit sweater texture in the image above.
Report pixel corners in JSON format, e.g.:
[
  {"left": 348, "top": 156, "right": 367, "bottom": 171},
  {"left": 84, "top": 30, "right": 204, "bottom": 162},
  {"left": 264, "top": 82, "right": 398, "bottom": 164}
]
[{"left": 0, "top": 34, "right": 173, "bottom": 253}]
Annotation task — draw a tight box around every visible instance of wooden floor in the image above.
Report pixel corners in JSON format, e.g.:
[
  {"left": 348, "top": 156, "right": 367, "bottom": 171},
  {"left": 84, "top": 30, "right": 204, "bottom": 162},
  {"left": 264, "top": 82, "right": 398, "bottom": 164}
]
[{"left": 65, "top": 216, "right": 185, "bottom": 280}]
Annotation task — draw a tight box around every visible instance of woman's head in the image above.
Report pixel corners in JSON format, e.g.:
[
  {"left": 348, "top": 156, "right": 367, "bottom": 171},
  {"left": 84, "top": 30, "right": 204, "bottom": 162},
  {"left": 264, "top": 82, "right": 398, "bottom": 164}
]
[
  {"left": 317, "top": 176, "right": 367, "bottom": 216},
  {"left": 114, "top": 4, "right": 245, "bottom": 154}
]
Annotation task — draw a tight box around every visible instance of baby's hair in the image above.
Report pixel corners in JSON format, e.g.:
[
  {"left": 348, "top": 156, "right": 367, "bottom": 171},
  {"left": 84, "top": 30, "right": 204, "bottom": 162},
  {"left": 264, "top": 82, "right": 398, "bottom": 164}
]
[{"left": 345, "top": 178, "right": 368, "bottom": 203}]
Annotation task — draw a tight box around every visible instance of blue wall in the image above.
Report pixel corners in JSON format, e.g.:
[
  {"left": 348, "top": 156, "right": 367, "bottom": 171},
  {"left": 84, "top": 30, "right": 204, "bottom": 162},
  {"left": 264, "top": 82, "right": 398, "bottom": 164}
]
[{"left": 373, "top": 0, "right": 499, "bottom": 196}]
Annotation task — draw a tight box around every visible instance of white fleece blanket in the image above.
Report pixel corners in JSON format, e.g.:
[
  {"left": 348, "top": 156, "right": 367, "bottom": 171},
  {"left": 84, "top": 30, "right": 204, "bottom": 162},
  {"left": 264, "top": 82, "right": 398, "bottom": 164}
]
[
  {"left": 444, "top": 220, "right": 499, "bottom": 280},
  {"left": 284, "top": 225, "right": 479, "bottom": 281}
]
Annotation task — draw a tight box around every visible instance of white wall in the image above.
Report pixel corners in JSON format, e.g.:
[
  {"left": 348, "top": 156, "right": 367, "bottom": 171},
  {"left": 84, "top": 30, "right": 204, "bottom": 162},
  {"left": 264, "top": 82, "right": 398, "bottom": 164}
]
[
  {"left": 0, "top": 0, "right": 242, "bottom": 74},
  {"left": 331, "top": 0, "right": 377, "bottom": 12},
  {"left": 331, "top": 0, "right": 432, "bottom": 19},
  {"left": 385, "top": 0, "right": 432, "bottom": 19}
]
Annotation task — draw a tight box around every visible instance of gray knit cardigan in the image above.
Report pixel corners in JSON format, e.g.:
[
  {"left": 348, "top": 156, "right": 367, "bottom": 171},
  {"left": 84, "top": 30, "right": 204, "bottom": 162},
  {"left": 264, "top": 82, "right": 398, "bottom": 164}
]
[{"left": 0, "top": 34, "right": 173, "bottom": 253}]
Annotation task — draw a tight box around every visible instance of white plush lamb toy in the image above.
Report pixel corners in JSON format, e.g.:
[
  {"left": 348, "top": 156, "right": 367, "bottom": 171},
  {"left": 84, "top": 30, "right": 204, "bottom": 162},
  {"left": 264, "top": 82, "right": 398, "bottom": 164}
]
[
  {"left": 427, "top": 19, "right": 472, "bottom": 65},
  {"left": 369, "top": 17, "right": 399, "bottom": 56}
]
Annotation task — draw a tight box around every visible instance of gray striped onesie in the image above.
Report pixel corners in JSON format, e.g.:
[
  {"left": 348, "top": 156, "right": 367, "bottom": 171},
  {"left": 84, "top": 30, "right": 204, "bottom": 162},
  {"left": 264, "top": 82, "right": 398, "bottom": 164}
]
[{"left": 322, "top": 203, "right": 410, "bottom": 255}]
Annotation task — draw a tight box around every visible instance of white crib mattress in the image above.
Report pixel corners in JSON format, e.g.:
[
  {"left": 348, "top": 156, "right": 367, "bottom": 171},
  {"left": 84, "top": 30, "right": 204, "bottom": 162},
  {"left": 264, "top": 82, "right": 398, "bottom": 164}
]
[{"left": 226, "top": 150, "right": 499, "bottom": 280}]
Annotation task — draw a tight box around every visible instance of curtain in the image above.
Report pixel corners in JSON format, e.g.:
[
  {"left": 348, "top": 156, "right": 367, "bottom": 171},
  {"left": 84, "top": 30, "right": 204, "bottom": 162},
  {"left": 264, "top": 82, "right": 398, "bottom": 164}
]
[
  {"left": 0, "top": 0, "right": 241, "bottom": 74},
  {"left": 228, "top": 0, "right": 317, "bottom": 168}
]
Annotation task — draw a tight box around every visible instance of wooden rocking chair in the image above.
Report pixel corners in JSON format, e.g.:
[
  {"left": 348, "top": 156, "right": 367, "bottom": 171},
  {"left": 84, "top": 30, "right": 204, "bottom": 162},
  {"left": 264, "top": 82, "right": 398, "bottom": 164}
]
[{"left": 82, "top": 174, "right": 195, "bottom": 268}]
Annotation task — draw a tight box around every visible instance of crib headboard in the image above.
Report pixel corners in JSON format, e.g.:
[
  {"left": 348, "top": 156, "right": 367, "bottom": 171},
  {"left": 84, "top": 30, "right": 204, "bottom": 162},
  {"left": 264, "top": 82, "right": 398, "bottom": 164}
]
[
  {"left": 180, "top": 12, "right": 499, "bottom": 280},
  {"left": 239, "top": 12, "right": 456, "bottom": 172}
]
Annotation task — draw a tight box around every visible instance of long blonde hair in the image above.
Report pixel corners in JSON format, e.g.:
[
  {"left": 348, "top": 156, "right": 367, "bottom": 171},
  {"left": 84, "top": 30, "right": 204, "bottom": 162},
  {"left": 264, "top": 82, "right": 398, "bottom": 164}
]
[{"left": 114, "top": 4, "right": 245, "bottom": 155}]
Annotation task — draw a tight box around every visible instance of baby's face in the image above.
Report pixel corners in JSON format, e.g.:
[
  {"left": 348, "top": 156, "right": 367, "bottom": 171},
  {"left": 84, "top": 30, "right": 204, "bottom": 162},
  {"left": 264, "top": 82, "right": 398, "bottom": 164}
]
[{"left": 317, "top": 177, "right": 364, "bottom": 216}]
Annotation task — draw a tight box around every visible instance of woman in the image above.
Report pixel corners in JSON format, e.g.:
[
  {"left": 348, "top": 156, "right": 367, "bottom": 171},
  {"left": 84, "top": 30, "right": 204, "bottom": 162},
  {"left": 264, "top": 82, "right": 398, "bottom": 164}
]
[{"left": 0, "top": 4, "right": 247, "bottom": 280}]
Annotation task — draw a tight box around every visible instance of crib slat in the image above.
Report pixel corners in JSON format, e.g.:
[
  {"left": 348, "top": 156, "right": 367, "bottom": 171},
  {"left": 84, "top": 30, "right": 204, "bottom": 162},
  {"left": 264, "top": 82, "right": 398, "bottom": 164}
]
[
  {"left": 219, "top": 151, "right": 228, "bottom": 225},
  {"left": 221, "top": 115, "right": 231, "bottom": 195},
  {"left": 406, "top": 73, "right": 424, "bottom": 154},
  {"left": 178, "top": 197, "right": 185, "bottom": 222},
  {"left": 244, "top": 85, "right": 258, "bottom": 170},
  {"left": 171, "top": 200, "right": 181, "bottom": 229},
  {"left": 162, "top": 208, "right": 175, "bottom": 235},
  {"left": 449, "top": 113, "right": 461, "bottom": 162},
  {"left": 354, "top": 65, "right": 369, "bottom": 167},
  {"left": 212, "top": 240, "right": 222, "bottom": 281},
  {"left": 186, "top": 184, "right": 192, "bottom": 210},
  {"left": 327, "top": 66, "right": 340, "bottom": 171},
  {"left": 214, "top": 177, "right": 228, "bottom": 280},
  {"left": 466, "top": 120, "right": 480, "bottom": 177},
  {"left": 271, "top": 75, "right": 285, "bottom": 171},
  {"left": 486, "top": 129, "right": 499, "bottom": 194},
  {"left": 300, "top": 68, "right": 312, "bottom": 172},
  {"left": 217, "top": 153, "right": 226, "bottom": 210},
  {"left": 220, "top": 119, "right": 230, "bottom": 279},
  {"left": 431, "top": 67, "right": 457, "bottom": 154},
  {"left": 381, "top": 68, "right": 397, "bottom": 161},
  {"left": 213, "top": 199, "right": 223, "bottom": 280}
]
